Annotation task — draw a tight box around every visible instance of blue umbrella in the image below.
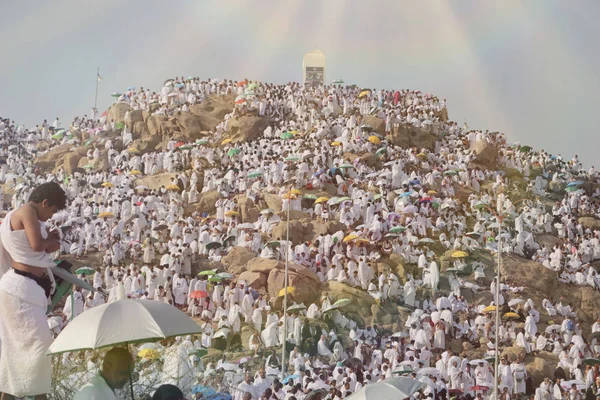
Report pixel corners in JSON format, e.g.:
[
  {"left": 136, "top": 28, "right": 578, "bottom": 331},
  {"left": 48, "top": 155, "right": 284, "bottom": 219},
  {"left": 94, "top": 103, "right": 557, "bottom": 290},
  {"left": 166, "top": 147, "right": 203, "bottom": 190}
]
[
  {"left": 127, "top": 86, "right": 136, "bottom": 91},
  {"left": 283, "top": 374, "right": 301, "bottom": 384},
  {"left": 567, "top": 181, "right": 584, "bottom": 187},
  {"left": 175, "top": 83, "right": 185, "bottom": 88},
  {"left": 313, "top": 169, "right": 325, "bottom": 177},
  {"left": 409, "top": 179, "right": 421, "bottom": 185},
  {"left": 192, "top": 385, "right": 217, "bottom": 397},
  {"left": 399, "top": 192, "right": 412, "bottom": 197}
]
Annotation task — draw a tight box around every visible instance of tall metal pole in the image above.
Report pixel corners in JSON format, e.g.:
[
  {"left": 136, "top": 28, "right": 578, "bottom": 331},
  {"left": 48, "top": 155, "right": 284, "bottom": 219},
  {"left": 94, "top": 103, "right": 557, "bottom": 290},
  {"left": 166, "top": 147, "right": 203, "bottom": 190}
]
[
  {"left": 94, "top": 67, "right": 100, "bottom": 112},
  {"left": 281, "top": 190, "right": 291, "bottom": 377},
  {"left": 494, "top": 218, "right": 502, "bottom": 400}
]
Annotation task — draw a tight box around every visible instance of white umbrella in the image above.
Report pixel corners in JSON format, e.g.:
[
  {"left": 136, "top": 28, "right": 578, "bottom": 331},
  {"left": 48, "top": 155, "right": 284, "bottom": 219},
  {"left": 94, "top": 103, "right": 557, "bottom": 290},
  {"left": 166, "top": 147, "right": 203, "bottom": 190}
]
[
  {"left": 346, "top": 376, "right": 426, "bottom": 400},
  {"left": 508, "top": 298, "right": 524, "bottom": 307},
  {"left": 545, "top": 324, "right": 561, "bottom": 333},
  {"left": 47, "top": 299, "right": 202, "bottom": 354},
  {"left": 417, "top": 367, "right": 440, "bottom": 376}
]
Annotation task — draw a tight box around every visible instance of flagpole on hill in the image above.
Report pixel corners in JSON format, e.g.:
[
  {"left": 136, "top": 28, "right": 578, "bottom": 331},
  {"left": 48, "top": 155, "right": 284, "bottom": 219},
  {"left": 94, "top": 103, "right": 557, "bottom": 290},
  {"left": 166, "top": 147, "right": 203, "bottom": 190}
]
[{"left": 94, "top": 67, "right": 102, "bottom": 113}]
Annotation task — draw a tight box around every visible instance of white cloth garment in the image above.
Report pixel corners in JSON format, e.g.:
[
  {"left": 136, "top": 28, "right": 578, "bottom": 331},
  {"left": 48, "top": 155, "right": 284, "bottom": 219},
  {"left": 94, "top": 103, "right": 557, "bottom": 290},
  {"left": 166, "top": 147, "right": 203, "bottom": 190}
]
[{"left": 73, "top": 373, "right": 118, "bottom": 400}]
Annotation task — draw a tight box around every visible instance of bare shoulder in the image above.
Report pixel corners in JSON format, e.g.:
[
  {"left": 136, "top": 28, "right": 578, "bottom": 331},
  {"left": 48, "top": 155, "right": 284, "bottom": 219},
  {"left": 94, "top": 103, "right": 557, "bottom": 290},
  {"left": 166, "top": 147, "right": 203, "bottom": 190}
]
[{"left": 10, "top": 204, "right": 36, "bottom": 230}]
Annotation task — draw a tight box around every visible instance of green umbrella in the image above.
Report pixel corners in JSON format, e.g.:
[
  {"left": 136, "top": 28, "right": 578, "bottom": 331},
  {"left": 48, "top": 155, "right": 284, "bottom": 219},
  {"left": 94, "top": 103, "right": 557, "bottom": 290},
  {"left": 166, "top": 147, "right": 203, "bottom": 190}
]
[
  {"left": 444, "top": 170, "right": 458, "bottom": 176},
  {"left": 208, "top": 276, "right": 222, "bottom": 283},
  {"left": 75, "top": 267, "right": 95, "bottom": 276},
  {"left": 84, "top": 138, "right": 95, "bottom": 146},
  {"left": 331, "top": 196, "right": 351, "bottom": 205},
  {"left": 227, "top": 148, "right": 241, "bottom": 157},
  {"left": 331, "top": 79, "right": 344, "bottom": 84},
  {"left": 248, "top": 172, "right": 263, "bottom": 179},
  {"left": 52, "top": 133, "right": 64, "bottom": 140},
  {"left": 584, "top": 358, "right": 600, "bottom": 366},
  {"left": 374, "top": 193, "right": 382, "bottom": 200},
  {"left": 179, "top": 145, "right": 193, "bottom": 150},
  {"left": 82, "top": 164, "right": 94, "bottom": 169},
  {"left": 376, "top": 147, "right": 387, "bottom": 157},
  {"left": 267, "top": 241, "right": 280, "bottom": 248},
  {"left": 474, "top": 202, "right": 489, "bottom": 210},
  {"left": 111, "top": 92, "right": 122, "bottom": 98},
  {"left": 419, "top": 238, "right": 436, "bottom": 244},
  {"left": 206, "top": 242, "right": 222, "bottom": 250},
  {"left": 432, "top": 202, "right": 441, "bottom": 210},
  {"left": 519, "top": 146, "right": 532, "bottom": 153},
  {"left": 281, "top": 132, "right": 294, "bottom": 140},
  {"left": 385, "top": 233, "right": 401, "bottom": 239},
  {"left": 285, "top": 156, "right": 300, "bottom": 162},
  {"left": 198, "top": 270, "right": 216, "bottom": 276},
  {"left": 56, "top": 129, "right": 66, "bottom": 136},
  {"left": 196, "top": 139, "right": 209, "bottom": 145},
  {"left": 115, "top": 122, "right": 125, "bottom": 130},
  {"left": 339, "top": 164, "right": 354, "bottom": 169},
  {"left": 565, "top": 186, "right": 579, "bottom": 192},
  {"left": 333, "top": 298, "right": 351, "bottom": 308},
  {"left": 390, "top": 226, "right": 405, "bottom": 234},
  {"left": 303, "top": 194, "right": 318, "bottom": 200}
]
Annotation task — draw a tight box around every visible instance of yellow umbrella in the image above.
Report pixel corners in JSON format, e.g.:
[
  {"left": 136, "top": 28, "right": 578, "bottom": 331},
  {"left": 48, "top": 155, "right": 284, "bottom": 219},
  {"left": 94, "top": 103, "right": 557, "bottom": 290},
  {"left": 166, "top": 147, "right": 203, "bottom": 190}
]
[
  {"left": 482, "top": 305, "right": 497, "bottom": 313},
  {"left": 358, "top": 90, "right": 370, "bottom": 98},
  {"left": 278, "top": 286, "right": 296, "bottom": 297},
  {"left": 101, "top": 182, "right": 114, "bottom": 188},
  {"left": 221, "top": 138, "right": 232, "bottom": 145},
  {"left": 289, "top": 189, "right": 303, "bottom": 195},
  {"left": 315, "top": 197, "right": 330, "bottom": 204},
  {"left": 166, "top": 184, "right": 180, "bottom": 190},
  {"left": 289, "top": 130, "right": 299, "bottom": 135},
  {"left": 416, "top": 153, "right": 426, "bottom": 157},
  {"left": 137, "top": 348, "right": 160, "bottom": 359},
  {"left": 128, "top": 147, "right": 140, "bottom": 154},
  {"left": 282, "top": 193, "right": 297, "bottom": 200},
  {"left": 225, "top": 210, "right": 239, "bottom": 217},
  {"left": 98, "top": 211, "right": 115, "bottom": 218},
  {"left": 343, "top": 234, "right": 359, "bottom": 243},
  {"left": 354, "top": 238, "right": 371, "bottom": 245},
  {"left": 368, "top": 136, "right": 380, "bottom": 144},
  {"left": 451, "top": 251, "right": 469, "bottom": 258},
  {"left": 331, "top": 141, "right": 342, "bottom": 147},
  {"left": 129, "top": 170, "right": 142, "bottom": 176},
  {"left": 427, "top": 190, "right": 437, "bottom": 195},
  {"left": 503, "top": 312, "right": 520, "bottom": 320}
]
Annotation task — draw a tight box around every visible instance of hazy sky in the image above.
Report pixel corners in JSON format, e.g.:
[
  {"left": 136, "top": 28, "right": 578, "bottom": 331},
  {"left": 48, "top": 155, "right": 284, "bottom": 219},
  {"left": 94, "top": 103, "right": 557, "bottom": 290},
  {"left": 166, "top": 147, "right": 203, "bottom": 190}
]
[{"left": 1, "top": 1, "right": 599, "bottom": 165}]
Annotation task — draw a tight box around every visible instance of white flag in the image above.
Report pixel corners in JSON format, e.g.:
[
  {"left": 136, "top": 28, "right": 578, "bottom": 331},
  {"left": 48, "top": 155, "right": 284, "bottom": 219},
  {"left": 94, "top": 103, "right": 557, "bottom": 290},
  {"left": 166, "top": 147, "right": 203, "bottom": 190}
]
[{"left": 97, "top": 74, "right": 103, "bottom": 82}]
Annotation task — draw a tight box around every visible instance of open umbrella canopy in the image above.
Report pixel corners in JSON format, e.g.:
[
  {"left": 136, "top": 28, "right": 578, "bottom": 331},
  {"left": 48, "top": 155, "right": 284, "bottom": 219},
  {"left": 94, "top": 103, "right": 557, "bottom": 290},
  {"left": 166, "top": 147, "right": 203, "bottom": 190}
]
[
  {"left": 225, "top": 210, "right": 239, "bottom": 217},
  {"left": 101, "top": 182, "right": 114, "bottom": 188},
  {"left": 248, "top": 172, "right": 262, "bottom": 179},
  {"left": 376, "top": 147, "right": 387, "bottom": 156},
  {"left": 331, "top": 79, "right": 344, "bottom": 84},
  {"left": 206, "top": 242, "right": 222, "bottom": 250},
  {"left": 389, "top": 226, "right": 406, "bottom": 234},
  {"left": 452, "top": 251, "right": 469, "bottom": 258},
  {"left": 129, "top": 170, "right": 142, "bottom": 176},
  {"left": 221, "top": 138, "right": 232, "bottom": 145},
  {"left": 482, "top": 305, "right": 497, "bottom": 313},
  {"left": 346, "top": 376, "right": 426, "bottom": 400},
  {"left": 343, "top": 234, "right": 359, "bottom": 243},
  {"left": 358, "top": 90, "right": 371, "bottom": 98},
  {"left": 278, "top": 286, "right": 296, "bottom": 297},
  {"left": 419, "top": 238, "right": 436, "bottom": 244},
  {"left": 281, "top": 132, "right": 294, "bottom": 140},
  {"left": 331, "top": 141, "right": 342, "bottom": 147},
  {"left": 190, "top": 291, "right": 208, "bottom": 299},
  {"left": 166, "top": 184, "right": 180, "bottom": 191},
  {"left": 75, "top": 267, "right": 95, "bottom": 276},
  {"left": 227, "top": 148, "right": 241, "bottom": 157},
  {"left": 368, "top": 135, "right": 381, "bottom": 144},
  {"left": 198, "top": 270, "right": 216, "bottom": 276},
  {"left": 128, "top": 147, "right": 140, "bottom": 154},
  {"left": 584, "top": 358, "right": 600, "bottom": 366},
  {"left": 503, "top": 312, "right": 520, "bottom": 320},
  {"left": 111, "top": 92, "right": 122, "bottom": 98},
  {"left": 315, "top": 196, "right": 329, "bottom": 204},
  {"left": 333, "top": 298, "right": 351, "bottom": 308},
  {"left": 98, "top": 211, "right": 115, "bottom": 218},
  {"left": 47, "top": 299, "right": 202, "bottom": 354}
]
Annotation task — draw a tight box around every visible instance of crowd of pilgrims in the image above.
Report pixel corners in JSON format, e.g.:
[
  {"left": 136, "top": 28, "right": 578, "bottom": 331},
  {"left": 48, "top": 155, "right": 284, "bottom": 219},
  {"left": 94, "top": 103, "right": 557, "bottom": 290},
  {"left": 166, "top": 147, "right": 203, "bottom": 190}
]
[{"left": 1, "top": 75, "right": 600, "bottom": 400}]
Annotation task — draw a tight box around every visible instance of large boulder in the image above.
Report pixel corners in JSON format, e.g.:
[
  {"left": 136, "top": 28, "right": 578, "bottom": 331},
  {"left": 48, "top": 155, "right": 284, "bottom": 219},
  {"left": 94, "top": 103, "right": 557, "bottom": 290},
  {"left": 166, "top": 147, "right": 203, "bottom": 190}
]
[
  {"left": 63, "top": 153, "right": 82, "bottom": 175},
  {"left": 262, "top": 193, "right": 283, "bottom": 213},
  {"left": 579, "top": 216, "right": 600, "bottom": 230},
  {"left": 107, "top": 103, "right": 132, "bottom": 124},
  {"left": 135, "top": 172, "right": 178, "bottom": 191},
  {"left": 526, "top": 353, "right": 559, "bottom": 387},
  {"left": 221, "top": 247, "right": 258, "bottom": 275},
  {"left": 469, "top": 141, "right": 499, "bottom": 170},
  {"left": 227, "top": 116, "right": 270, "bottom": 143},
  {"left": 388, "top": 123, "right": 436, "bottom": 150},
  {"left": 358, "top": 152, "right": 381, "bottom": 169},
  {"left": 237, "top": 196, "right": 260, "bottom": 223},
  {"left": 247, "top": 257, "right": 281, "bottom": 274},
  {"left": 195, "top": 190, "right": 222, "bottom": 215},
  {"left": 238, "top": 271, "right": 267, "bottom": 290},
  {"left": 548, "top": 181, "right": 564, "bottom": 195},
  {"left": 189, "top": 94, "right": 235, "bottom": 130},
  {"left": 322, "top": 281, "right": 375, "bottom": 314},
  {"left": 267, "top": 265, "right": 320, "bottom": 304},
  {"left": 125, "top": 109, "right": 144, "bottom": 129},
  {"left": 147, "top": 115, "right": 167, "bottom": 137},
  {"left": 362, "top": 116, "right": 385, "bottom": 133},
  {"left": 174, "top": 112, "right": 204, "bottom": 140},
  {"left": 271, "top": 220, "right": 306, "bottom": 245}
]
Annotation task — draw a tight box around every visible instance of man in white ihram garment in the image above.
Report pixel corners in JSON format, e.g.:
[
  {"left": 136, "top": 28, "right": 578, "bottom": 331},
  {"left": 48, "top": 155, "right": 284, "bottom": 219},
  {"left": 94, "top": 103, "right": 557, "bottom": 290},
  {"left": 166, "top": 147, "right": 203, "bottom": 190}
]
[{"left": 0, "top": 183, "right": 66, "bottom": 400}]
